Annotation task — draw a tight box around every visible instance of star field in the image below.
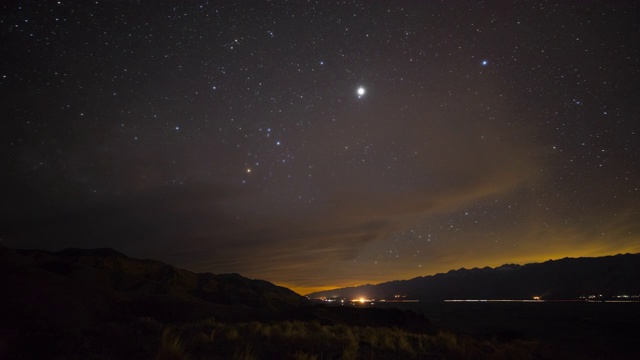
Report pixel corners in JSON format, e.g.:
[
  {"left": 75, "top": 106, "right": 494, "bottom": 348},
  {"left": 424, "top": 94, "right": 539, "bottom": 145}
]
[{"left": 1, "top": 1, "right": 639, "bottom": 294}]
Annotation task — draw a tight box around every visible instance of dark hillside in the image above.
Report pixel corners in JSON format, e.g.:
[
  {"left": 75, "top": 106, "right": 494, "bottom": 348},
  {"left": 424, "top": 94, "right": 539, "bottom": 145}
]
[
  {"left": 0, "top": 246, "right": 434, "bottom": 359},
  {"left": 1, "top": 246, "right": 307, "bottom": 323}
]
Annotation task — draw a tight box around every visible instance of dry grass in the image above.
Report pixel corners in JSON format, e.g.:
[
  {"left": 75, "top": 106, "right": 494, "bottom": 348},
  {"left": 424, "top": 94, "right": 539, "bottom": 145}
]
[
  {"left": 290, "top": 351, "right": 318, "bottom": 360},
  {"left": 17, "top": 314, "right": 547, "bottom": 360},
  {"left": 233, "top": 344, "right": 257, "bottom": 360},
  {"left": 147, "top": 317, "right": 548, "bottom": 360},
  {"left": 155, "top": 328, "right": 188, "bottom": 360}
]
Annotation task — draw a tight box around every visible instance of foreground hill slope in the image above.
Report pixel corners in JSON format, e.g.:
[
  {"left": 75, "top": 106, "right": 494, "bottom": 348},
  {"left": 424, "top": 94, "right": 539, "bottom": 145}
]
[
  {"left": 0, "top": 246, "right": 434, "bottom": 359},
  {"left": 307, "top": 253, "right": 640, "bottom": 300},
  {"left": 0, "top": 245, "right": 307, "bottom": 327}
]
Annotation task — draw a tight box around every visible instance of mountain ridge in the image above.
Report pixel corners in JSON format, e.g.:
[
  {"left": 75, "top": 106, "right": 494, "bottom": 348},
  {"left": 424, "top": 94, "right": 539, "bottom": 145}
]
[{"left": 307, "top": 253, "right": 640, "bottom": 300}]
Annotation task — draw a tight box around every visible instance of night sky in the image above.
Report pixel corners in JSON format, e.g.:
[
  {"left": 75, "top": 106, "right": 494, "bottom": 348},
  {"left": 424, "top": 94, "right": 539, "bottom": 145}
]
[{"left": 2, "top": 1, "right": 639, "bottom": 295}]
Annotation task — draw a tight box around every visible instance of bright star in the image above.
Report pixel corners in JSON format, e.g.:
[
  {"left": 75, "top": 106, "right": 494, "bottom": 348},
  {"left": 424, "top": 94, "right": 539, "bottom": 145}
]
[
  {"left": 357, "top": 86, "right": 366, "bottom": 98},
  {"left": 481, "top": 60, "right": 488, "bottom": 66}
]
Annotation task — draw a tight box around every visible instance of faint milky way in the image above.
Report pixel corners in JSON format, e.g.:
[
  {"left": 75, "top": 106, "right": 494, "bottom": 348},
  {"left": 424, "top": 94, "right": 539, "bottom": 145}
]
[{"left": 1, "top": 1, "right": 639, "bottom": 294}]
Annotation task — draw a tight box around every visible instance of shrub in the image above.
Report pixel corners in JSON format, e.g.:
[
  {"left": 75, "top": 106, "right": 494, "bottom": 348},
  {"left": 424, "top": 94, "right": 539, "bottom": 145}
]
[
  {"left": 155, "top": 328, "right": 188, "bottom": 360},
  {"left": 342, "top": 336, "right": 359, "bottom": 360},
  {"left": 394, "top": 328, "right": 413, "bottom": 354},
  {"left": 290, "top": 351, "right": 318, "bottom": 360},
  {"left": 233, "top": 344, "right": 257, "bottom": 360},
  {"left": 435, "top": 330, "right": 458, "bottom": 352},
  {"left": 223, "top": 326, "right": 240, "bottom": 341}
]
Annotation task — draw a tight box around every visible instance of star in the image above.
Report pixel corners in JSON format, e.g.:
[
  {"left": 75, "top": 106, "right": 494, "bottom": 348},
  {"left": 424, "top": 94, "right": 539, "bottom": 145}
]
[{"left": 3, "top": 0, "right": 638, "bottom": 304}]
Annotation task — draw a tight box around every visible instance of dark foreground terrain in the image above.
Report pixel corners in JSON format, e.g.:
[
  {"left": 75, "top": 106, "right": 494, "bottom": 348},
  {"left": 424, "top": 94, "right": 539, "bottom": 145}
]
[
  {"left": 375, "top": 301, "right": 640, "bottom": 360},
  {"left": 2, "top": 246, "right": 638, "bottom": 359}
]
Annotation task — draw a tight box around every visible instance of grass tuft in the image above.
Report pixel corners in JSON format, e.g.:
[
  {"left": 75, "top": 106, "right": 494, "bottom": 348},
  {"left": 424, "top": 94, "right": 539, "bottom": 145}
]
[
  {"left": 233, "top": 344, "right": 257, "bottom": 360},
  {"left": 155, "top": 328, "right": 188, "bottom": 360}
]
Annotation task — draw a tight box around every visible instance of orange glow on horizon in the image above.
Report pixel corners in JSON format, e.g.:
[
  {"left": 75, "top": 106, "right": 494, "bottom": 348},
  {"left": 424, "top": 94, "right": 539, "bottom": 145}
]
[{"left": 279, "top": 248, "right": 640, "bottom": 296}]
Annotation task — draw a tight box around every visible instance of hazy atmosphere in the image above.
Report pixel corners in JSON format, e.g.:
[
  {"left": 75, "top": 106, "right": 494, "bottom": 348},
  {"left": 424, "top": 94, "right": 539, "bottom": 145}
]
[{"left": 2, "top": 1, "right": 639, "bottom": 294}]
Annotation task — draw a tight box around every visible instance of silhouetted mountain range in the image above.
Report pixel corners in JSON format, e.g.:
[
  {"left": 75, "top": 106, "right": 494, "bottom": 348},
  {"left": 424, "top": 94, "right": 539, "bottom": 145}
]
[
  {"left": 0, "top": 247, "right": 429, "bottom": 344},
  {"left": 307, "top": 254, "right": 640, "bottom": 301},
  {"left": 3, "top": 246, "right": 639, "bottom": 359},
  {"left": 0, "top": 247, "right": 433, "bottom": 359}
]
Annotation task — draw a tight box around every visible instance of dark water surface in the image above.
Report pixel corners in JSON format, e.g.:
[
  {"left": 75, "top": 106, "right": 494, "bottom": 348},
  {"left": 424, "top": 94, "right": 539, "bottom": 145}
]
[{"left": 375, "top": 301, "right": 640, "bottom": 358}]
